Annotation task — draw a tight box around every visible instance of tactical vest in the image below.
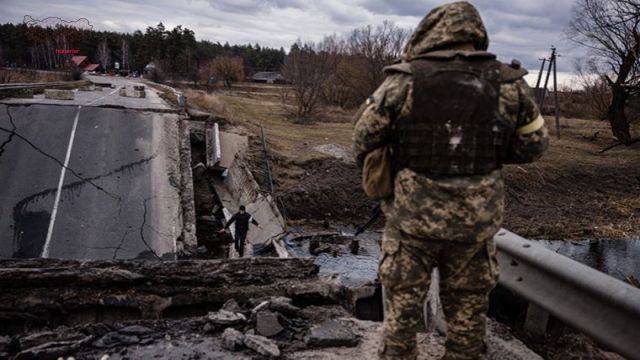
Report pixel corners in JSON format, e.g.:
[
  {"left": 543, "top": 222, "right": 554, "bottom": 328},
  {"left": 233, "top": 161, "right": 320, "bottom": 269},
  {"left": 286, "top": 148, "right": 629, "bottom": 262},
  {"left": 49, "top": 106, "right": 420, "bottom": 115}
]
[{"left": 394, "top": 53, "right": 512, "bottom": 177}]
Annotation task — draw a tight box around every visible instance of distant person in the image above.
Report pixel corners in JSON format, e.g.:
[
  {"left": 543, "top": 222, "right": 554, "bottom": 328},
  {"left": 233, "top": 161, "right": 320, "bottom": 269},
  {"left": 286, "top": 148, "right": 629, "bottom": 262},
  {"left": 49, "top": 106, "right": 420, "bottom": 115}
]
[
  {"left": 219, "top": 205, "right": 260, "bottom": 257},
  {"left": 353, "top": 2, "right": 549, "bottom": 359}
]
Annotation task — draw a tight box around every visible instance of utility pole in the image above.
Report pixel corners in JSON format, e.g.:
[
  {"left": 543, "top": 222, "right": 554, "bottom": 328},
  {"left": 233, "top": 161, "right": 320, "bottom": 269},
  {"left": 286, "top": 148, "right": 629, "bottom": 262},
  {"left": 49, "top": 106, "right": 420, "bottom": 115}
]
[
  {"left": 536, "top": 46, "right": 560, "bottom": 139},
  {"left": 552, "top": 47, "right": 560, "bottom": 139},
  {"left": 539, "top": 48, "right": 555, "bottom": 108},
  {"left": 535, "top": 58, "right": 547, "bottom": 94}
]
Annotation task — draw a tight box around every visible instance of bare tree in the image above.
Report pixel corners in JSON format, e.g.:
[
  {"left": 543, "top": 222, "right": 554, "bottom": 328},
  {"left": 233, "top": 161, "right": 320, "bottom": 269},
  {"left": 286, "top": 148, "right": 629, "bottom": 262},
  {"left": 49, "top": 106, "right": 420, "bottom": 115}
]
[
  {"left": 345, "top": 21, "right": 410, "bottom": 98},
  {"left": 320, "top": 21, "right": 410, "bottom": 108},
  {"left": 281, "top": 39, "right": 339, "bottom": 120},
  {"left": 96, "top": 40, "right": 111, "bottom": 71},
  {"left": 200, "top": 56, "right": 244, "bottom": 88},
  {"left": 576, "top": 58, "right": 613, "bottom": 119},
  {"left": 567, "top": 0, "right": 640, "bottom": 144}
]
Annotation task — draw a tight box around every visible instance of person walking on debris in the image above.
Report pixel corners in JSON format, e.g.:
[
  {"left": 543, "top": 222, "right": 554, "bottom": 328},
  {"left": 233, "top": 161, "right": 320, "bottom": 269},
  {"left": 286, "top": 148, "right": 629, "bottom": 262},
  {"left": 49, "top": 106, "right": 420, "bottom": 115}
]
[
  {"left": 219, "top": 205, "right": 261, "bottom": 257},
  {"left": 353, "top": 2, "right": 549, "bottom": 359}
]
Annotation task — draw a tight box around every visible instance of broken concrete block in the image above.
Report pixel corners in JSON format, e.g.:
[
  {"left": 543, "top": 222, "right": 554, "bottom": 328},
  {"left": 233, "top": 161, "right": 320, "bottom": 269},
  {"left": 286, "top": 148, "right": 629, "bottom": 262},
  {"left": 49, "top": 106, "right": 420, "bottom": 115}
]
[
  {"left": 92, "top": 332, "right": 140, "bottom": 348},
  {"left": 304, "top": 319, "right": 358, "bottom": 348},
  {"left": 44, "top": 89, "right": 74, "bottom": 100},
  {"left": 131, "top": 90, "right": 146, "bottom": 98},
  {"left": 309, "top": 239, "right": 331, "bottom": 255},
  {"left": 207, "top": 309, "right": 246, "bottom": 326},
  {"left": 118, "top": 88, "right": 127, "bottom": 97},
  {"left": 202, "top": 322, "right": 215, "bottom": 333},
  {"left": 133, "top": 85, "right": 145, "bottom": 91},
  {"left": 252, "top": 300, "right": 270, "bottom": 314},
  {"left": 256, "top": 310, "right": 284, "bottom": 337},
  {"left": 221, "top": 298, "right": 242, "bottom": 313},
  {"left": 118, "top": 325, "right": 153, "bottom": 336},
  {"left": 269, "top": 297, "right": 301, "bottom": 318},
  {"left": 244, "top": 334, "right": 280, "bottom": 357},
  {"left": 221, "top": 328, "right": 245, "bottom": 351}
]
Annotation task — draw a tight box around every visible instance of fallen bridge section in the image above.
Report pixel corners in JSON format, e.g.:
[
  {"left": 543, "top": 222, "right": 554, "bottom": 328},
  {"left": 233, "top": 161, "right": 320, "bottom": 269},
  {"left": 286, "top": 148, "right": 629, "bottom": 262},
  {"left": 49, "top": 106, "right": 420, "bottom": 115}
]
[{"left": 0, "top": 257, "right": 339, "bottom": 336}]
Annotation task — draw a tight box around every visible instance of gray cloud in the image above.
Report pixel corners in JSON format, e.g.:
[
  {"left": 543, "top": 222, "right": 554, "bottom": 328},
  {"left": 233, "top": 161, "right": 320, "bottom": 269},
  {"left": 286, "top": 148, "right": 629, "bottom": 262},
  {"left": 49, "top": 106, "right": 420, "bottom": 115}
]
[{"left": 0, "top": 0, "right": 581, "bottom": 71}]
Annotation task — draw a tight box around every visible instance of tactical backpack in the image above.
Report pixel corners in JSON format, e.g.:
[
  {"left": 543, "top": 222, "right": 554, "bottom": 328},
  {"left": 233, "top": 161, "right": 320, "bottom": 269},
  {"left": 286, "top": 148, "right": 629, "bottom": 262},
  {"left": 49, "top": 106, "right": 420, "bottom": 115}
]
[{"left": 393, "top": 52, "right": 519, "bottom": 177}]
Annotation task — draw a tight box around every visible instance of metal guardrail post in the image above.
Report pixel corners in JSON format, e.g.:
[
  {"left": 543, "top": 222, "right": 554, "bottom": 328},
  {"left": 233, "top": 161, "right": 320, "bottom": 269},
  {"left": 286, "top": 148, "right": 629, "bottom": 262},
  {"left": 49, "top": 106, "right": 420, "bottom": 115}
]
[{"left": 495, "top": 229, "right": 640, "bottom": 359}]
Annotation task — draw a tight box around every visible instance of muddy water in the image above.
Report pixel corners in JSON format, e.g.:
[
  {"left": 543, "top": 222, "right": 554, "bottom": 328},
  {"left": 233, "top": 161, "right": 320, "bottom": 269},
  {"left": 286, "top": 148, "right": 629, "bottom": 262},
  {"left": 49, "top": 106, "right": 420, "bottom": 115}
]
[
  {"left": 537, "top": 238, "right": 640, "bottom": 280},
  {"left": 284, "top": 229, "right": 640, "bottom": 283},
  {"left": 284, "top": 230, "right": 380, "bottom": 288}
]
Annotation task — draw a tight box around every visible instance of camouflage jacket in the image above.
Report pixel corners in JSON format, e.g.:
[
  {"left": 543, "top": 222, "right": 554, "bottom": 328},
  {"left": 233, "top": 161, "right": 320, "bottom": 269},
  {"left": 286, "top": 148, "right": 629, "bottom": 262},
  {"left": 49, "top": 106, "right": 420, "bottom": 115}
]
[{"left": 352, "top": 1, "right": 549, "bottom": 242}]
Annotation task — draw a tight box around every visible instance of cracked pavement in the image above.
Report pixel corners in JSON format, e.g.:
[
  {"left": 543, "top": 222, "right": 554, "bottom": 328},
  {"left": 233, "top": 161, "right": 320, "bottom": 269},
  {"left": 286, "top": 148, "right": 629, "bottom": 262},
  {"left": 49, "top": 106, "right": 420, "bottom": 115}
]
[{"left": 0, "top": 83, "right": 182, "bottom": 260}]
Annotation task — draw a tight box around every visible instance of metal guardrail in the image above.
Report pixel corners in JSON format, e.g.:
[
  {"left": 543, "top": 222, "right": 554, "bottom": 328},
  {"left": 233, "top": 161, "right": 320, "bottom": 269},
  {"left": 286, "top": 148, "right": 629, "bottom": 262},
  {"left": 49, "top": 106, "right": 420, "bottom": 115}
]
[
  {"left": 0, "top": 81, "right": 85, "bottom": 89},
  {"left": 495, "top": 229, "right": 640, "bottom": 360}
]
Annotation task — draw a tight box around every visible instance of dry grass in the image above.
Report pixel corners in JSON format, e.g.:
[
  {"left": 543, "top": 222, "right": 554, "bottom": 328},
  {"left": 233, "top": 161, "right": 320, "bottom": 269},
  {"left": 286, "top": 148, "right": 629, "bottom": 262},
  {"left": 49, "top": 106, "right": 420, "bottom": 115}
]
[
  {"left": 0, "top": 69, "right": 72, "bottom": 84},
  {"left": 218, "top": 91, "right": 354, "bottom": 162},
  {"left": 503, "top": 116, "right": 640, "bottom": 240},
  {"left": 184, "top": 89, "right": 233, "bottom": 119}
]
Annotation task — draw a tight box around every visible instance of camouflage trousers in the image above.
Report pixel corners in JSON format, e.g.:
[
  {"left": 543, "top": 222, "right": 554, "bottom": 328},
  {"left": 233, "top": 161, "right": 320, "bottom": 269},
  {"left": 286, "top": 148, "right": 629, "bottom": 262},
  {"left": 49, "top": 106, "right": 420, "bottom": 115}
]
[{"left": 378, "top": 223, "right": 499, "bottom": 360}]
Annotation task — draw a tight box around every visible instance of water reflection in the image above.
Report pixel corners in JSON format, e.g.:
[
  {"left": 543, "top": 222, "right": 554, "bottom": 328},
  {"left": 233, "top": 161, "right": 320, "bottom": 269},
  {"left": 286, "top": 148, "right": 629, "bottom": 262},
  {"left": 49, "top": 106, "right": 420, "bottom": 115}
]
[
  {"left": 537, "top": 238, "right": 640, "bottom": 280},
  {"left": 284, "top": 231, "right": 380, "bottom": 288}
]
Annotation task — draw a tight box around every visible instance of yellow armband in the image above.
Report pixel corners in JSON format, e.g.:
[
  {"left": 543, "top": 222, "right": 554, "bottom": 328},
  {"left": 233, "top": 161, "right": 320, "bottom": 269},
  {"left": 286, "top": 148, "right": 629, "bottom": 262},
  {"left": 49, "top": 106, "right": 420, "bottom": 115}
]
[{"left": 515, "top": 114, "right": 545, "bottom": 135}]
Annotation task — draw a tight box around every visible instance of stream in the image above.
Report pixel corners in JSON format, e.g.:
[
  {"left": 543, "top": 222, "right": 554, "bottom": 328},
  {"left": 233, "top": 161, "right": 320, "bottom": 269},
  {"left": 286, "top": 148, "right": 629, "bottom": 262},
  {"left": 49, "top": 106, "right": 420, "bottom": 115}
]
[{"left": 537, "top": 238, "right": 640, "bottom": 281}]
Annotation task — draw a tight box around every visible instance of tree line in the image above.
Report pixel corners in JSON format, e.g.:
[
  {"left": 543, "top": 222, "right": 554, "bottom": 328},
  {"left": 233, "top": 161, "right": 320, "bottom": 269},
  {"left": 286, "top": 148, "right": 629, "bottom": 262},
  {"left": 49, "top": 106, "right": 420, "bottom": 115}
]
[
  {"left": 0, "top": 22, "right": 285, "bottom": 78},
  {"left": 281, "top": 20, "right": 410, "bottom": 119}
]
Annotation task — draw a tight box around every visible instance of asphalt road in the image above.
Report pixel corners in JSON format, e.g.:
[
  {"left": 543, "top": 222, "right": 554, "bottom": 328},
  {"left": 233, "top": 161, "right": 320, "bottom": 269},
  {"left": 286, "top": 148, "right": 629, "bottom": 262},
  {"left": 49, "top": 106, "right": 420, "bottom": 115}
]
[{"left": 0, "top": 77, "right": 181, "bottom": 260}]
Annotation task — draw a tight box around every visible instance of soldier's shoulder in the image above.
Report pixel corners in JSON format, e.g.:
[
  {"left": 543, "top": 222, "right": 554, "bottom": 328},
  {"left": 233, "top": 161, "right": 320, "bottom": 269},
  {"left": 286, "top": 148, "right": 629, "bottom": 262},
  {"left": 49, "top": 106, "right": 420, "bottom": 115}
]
[
  {"left": 383, "top": 62, "right": 412, "bottom": 75},
  {"left": 498, "top": 59, "right": 528, "bottom": 83}
]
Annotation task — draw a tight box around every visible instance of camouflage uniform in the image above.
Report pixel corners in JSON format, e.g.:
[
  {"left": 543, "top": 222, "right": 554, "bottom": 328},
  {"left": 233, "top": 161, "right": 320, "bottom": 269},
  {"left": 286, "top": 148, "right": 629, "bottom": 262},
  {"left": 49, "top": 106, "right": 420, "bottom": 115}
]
[{"left": 352, "top": 2, "right": 549, "bottom": 360}]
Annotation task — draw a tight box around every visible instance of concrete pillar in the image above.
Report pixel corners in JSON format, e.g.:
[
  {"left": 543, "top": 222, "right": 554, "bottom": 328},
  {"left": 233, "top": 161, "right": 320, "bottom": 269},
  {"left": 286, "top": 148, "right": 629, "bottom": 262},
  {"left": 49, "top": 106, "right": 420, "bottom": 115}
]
[{"left": 524, "top": 302, "right": 550, "bottom": 337}]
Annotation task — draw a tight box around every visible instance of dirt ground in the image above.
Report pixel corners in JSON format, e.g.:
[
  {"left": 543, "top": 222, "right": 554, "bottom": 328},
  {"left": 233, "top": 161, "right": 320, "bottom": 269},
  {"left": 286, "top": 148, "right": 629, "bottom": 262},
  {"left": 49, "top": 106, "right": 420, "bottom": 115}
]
[
  {"left": 187, "top": 83, "right": 639, "bottom": 240},
  {"left": 503, "top": 117, "right": 640, "bottom": 240}
]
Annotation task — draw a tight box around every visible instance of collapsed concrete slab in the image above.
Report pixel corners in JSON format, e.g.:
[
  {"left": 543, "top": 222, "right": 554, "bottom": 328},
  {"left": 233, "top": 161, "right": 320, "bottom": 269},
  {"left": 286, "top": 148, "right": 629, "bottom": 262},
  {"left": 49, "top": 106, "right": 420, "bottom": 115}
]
[
  {"left": 0, "top": 257, "right": 332, "bottom": 334},
  {"left": 188, "top": 121, "right": 285, "bottom": 259},
  {"left": 44, "top": 89, "right": 74, "bottom": 100}
]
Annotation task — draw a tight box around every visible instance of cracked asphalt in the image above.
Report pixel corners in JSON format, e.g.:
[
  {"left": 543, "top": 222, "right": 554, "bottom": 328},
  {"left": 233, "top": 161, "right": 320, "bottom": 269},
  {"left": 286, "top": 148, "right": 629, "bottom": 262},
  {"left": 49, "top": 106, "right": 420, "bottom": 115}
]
[{"left": 0, "top": 78, "right": 182, "bottom": 260}]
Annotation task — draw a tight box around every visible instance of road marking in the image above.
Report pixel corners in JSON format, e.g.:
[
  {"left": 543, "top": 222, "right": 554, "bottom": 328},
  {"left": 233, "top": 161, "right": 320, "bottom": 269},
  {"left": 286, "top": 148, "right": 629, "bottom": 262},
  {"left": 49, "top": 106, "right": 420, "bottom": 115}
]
[
  {"left": 41, "top": 105, "right": 82, "bottom": 258},
  {"left": 85, "top": 86, "right": 120, "bottom": 106}
]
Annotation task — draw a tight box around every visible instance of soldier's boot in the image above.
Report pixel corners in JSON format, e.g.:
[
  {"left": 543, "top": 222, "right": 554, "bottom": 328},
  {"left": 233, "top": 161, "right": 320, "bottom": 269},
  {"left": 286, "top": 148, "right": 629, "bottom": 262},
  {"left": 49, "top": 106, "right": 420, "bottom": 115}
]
[
  {"left": 439, "top": 240, "right": 498, "bottom": 360},
  {"left": 378, "top": 226, "right": 433, "bottom": 360}
]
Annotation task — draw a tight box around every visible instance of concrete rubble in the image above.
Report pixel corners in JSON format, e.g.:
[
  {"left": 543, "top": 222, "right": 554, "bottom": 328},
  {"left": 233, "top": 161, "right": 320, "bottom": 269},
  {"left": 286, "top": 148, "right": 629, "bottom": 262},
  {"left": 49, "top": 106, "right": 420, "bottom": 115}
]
[
  {"left": 256, "top": 310, "right": 285, "bottom": 337},
  {"left": 0, "top": 255, "right": 544, "bottom": 360},
  {"left": 244, "top": 334, "right": 281, "bottom": 357},
  {"left": 305, "top": 319, "right": 359, "bottom": 348},
  {"left": 221, "top": 328, "right": 244, "bottom": 351},
  {"left": 208, "top": 310, "right": 247, "bottom": 326},
  {"left": 44, "top": 89, "right": 74, "bottom": 100},
  {"left": 118, "top": 85, "right": 146, "bottom": 98}
]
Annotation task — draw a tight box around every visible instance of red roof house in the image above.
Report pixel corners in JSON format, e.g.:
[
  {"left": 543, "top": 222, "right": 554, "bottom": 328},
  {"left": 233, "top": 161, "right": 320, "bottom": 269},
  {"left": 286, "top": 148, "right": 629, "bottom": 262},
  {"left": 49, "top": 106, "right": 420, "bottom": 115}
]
[
  {"left": 71, "top": 56, "right": 88, "bottom": 67},
  {"left": 83, "top": 63, "right": 101, "bottom": 72}
]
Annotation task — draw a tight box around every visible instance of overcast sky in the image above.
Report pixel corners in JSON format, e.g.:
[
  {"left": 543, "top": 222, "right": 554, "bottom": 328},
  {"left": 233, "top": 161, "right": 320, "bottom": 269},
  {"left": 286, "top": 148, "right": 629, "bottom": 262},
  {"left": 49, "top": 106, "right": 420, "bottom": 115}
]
[{"left": 1, "top": 0, "right": 584, "bottom": 74}]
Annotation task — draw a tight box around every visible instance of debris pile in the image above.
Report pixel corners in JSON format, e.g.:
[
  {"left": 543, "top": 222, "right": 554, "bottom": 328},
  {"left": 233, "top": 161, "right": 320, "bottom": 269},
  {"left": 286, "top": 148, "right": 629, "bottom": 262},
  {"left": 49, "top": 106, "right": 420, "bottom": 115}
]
[{"left": 4, "top": 296, "right": 362, "bottom": 359}]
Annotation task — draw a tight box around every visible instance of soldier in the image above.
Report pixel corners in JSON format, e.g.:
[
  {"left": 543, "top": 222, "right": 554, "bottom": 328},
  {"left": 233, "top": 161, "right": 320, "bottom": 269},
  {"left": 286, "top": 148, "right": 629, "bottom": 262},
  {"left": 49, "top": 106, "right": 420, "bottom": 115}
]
[{"left": 353, "top": 2, "right": 549, "bottom": 360}]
